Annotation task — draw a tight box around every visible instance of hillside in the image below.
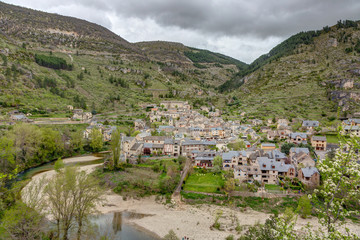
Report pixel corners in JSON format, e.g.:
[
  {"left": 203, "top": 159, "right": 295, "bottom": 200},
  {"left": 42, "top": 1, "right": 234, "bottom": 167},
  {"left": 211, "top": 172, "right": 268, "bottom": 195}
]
[
  {"left": 221, "top": 20, "right": 360, "bottom": 121},
  {"left": 0, "top": 2, "right": 244, "bottom": 115}
]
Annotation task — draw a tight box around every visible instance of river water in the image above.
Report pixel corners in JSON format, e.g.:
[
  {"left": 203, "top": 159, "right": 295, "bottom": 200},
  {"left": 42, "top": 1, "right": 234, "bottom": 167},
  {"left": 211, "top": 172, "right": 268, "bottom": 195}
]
[
  {"left": 18, "top": 154, "right": 159, "bottom": 240},
  {"left": 92, "top": 211, "right": 159, "bottom": 240}
]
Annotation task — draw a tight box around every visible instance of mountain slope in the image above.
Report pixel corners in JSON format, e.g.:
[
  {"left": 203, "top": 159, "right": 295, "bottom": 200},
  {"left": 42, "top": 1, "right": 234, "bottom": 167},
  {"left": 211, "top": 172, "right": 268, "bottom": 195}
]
[
  {"left": 226, "top": 20, "right": 360, "bottom": 120},
  {"left": 0, "top": 1, "right": 139, "bottom": 54},
  {"left": 0, "top": 2, "right": 244, "bottom": 115}
]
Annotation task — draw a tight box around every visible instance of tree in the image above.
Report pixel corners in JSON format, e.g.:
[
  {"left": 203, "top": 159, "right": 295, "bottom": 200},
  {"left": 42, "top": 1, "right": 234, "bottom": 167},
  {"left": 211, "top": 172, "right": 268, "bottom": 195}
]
[
  {"left": 297, "top": 195, "right": 312, "bottom": 219},
  {"left": 224, "top": 178, "right": 235, "bottom": 196},
  {"left": 110, "top": 128, "right": 121, "bottom": 168},
  {"left": 74, "top": 170, "right": 104, "bottom": 240},
  {"left": 70, "top": 131, "right": 84, "bottom": 152},
  {"left": 0, "top": 136, "right": 15, "bottom": 173},
  {"left": 45, "top": 167, "right": 77, "bottom": 240},
  {"left": 89, "top": 128, "right": 103, "bottom": 152},
  {"left": 312, "top": 131, "right": 360, "bottom": 234},
  {"left": 39, "top": 128, "right": 64, "bottom": 160},
  {"left": 0, "top": 202, "right": 45, "bottom": 240},
  {"left": 212, "top": 156, "right": 223, "bottom": 173},
  {"left": 281, "top": 143, "right": 295, "bottom": 155},
  {"left": 10, "top": 124, "right": 42, "bottom": 167},
  {"left": 240, "top": 208, "right": 297, "bottom": 240},
  {"left": 44, "top": 166, "right": 104, "bottom": 240},
  {"left": 54, "top": 158, "right": 64, "bottom": 172}
]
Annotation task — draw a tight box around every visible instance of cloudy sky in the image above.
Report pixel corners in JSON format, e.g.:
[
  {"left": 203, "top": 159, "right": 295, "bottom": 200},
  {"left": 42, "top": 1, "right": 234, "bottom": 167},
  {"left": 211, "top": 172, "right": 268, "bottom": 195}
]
[{"left": 3, "top": 0, "right": 360, "bottom": 63}]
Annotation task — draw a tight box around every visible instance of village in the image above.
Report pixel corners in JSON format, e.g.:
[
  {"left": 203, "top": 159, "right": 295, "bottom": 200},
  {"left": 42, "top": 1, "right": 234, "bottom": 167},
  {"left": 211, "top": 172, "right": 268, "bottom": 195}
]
[
  {"left": 78, "top": 100, "right": 339, "bottom": 190},
  {"left": 6, "top": 100, "right": 357, "bottom": 191}
]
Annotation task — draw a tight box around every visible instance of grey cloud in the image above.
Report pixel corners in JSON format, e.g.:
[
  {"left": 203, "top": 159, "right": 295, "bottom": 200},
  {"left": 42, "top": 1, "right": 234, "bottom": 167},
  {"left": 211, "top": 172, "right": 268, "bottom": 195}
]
[{"left": 3, "top": 0, "right": 360, "bottom": 62}]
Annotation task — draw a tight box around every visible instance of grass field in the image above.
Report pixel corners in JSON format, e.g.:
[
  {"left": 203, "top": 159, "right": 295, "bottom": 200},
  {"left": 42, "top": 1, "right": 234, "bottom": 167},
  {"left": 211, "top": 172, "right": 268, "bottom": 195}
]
[
  {"left": 183, "top": 172, "right": 224, "bottom": 193},
  {"left": 325, "top": 134, "right": 339, "bottom": 144},
  {"left": 265, "top": 184, "right": 282, "bottom": 191}
]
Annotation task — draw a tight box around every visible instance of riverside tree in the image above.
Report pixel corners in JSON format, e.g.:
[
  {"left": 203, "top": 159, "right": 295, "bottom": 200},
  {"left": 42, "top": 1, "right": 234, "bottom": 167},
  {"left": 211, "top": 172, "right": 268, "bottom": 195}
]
[{"left": 44, "top": 166, "right": 104, "bottom": 240}]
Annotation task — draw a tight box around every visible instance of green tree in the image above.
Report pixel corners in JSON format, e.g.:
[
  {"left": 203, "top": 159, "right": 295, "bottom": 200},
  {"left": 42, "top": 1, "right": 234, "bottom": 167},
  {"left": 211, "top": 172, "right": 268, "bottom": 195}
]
[
  {"left": 281, "top": 143, "right": 295, "bottom": 155},
  {"left": 212, "top": 156, "right": 223, "bottom": 173},
  {"left": 74, "top": 170, "right": 104, "bottom": 240},
  {"left": 0, "top": 136, "right": 15, "bottom": 172},
  {"left": 54, "top": 158, "right": 64, "bottom": 172},
  {"left": 70, "top": 131, "right": 84, "bottom": 152},
  {"left": 224, "top": 178, "right": 235, "bottom": 196},
  {"left": 0, "top": 202, "right": 45, "bottom": 240},
  {"left": 110, "top": 128, "right": 121, "bottom": 168},
  {"left": 89, "top": 128, "right": 103, "bottom": 152},
  {"left": 10, "top": 124, "right": 42, "bottom": 167},
  {"left": 297, "top": 195, "right": 312, "bottom": 219},
  {"left": 40, "top": 128, "right": 64, "bottom": 160},
  {"left": 44, "top": 166, "right": 104, "bottom": 240}
]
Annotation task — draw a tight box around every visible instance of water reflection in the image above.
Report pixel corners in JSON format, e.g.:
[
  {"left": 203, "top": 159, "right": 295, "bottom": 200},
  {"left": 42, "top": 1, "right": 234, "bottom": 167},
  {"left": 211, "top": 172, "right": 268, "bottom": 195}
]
[
  {"left": 112, "top": 212, "right": 122, "bottom": 232},
  {"left": 92, "top": 211, "right": 158, "bottom": 240}
]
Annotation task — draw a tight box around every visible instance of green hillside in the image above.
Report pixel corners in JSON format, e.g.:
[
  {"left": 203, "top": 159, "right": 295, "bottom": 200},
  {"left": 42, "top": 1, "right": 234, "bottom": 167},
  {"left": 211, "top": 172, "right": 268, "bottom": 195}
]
[{"left": 222, "top": 20, "right": 360, "bottom": 121}]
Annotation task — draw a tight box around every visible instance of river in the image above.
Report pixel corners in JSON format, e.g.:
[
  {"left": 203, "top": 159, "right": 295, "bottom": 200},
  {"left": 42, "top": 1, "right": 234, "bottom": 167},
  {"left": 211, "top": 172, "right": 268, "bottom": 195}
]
[{"left": 19, "top": 154, "right": 159, "bottom": 240}]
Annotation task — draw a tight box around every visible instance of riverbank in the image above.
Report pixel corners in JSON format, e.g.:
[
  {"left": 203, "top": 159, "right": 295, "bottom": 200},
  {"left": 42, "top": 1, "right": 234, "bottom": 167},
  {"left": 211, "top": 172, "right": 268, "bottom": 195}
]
[{"left": 22, "top": 157, "right": 360, "bottom": 240}]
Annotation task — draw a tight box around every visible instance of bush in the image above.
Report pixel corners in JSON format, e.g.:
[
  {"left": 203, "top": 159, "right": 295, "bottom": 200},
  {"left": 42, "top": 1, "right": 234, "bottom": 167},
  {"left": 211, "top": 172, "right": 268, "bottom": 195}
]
[{"left": 297, "top": 195, "right": 312, "bottom": 218}]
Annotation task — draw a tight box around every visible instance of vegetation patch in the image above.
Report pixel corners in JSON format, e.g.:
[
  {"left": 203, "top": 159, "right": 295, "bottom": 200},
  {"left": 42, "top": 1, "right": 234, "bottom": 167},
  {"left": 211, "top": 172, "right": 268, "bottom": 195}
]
[
  {"left": 35, "top": 54, "right": 73, "bottom": 70},
  {"left": 183, "top": 172, "right": 224, "bottom": 193}
]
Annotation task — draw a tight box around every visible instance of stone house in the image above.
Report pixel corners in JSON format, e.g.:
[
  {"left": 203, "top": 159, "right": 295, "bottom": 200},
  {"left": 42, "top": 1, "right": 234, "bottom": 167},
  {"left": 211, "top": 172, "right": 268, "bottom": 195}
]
[
  {"left": 260, "top": 143, "right": 276, "bottom": 151},
  {"left": 103, "top": 126, "right": 117, "bottom": 142},
  {"left": 291, "top": 152, "right": 315, "bottom": 168},
  {"left": 342, "top": 118, "right": 360, "bottom": 126},
  {"left": 143, "top": 136, "right": 167, "bottom": 144},
  {"left": 222, "top": 151, "right": 248, "bottom": 170},
  {"left": 10, "top": 113, "right": 31, "bottom": 122},
  {"left": 289, "top": 147, "right": 310, "bottom": 157},
  {"left": 129, "top": 143, "right": 143, "bottom": 156},
  {"left": 298, "top": 167, "right": 320, "bottom": 187},
  {"left": 142, "top": 143, "right": 164, "bottom": 155},
  {"left": 72, "top": 109, "right": 92, "bottom": 121},
  {"left": 258, "top": 157, "right": 295, "bottom": 184},
  {"left": 289, "top": 132, "right": 307, "bottom": 145},
  {"left": 181, "top": 140, "right": 216, "bottom": 157},
  {"left": 122, "top": 137, "right": 136, "bottom": 156},
  {"left": 234, "top": 165, "right": 262, "bottom": 183},
  {"left": 302, "top": 120, "right": 319, "bottom": 130},
  {"left": 192, "top": 151, "right": 220, "bottom": 168},
  {"left": 311, "top": 136, "right": 327, "bottom": 151},
  {"left": 343, "top": 125, "right": 360, "bottom": 137}
]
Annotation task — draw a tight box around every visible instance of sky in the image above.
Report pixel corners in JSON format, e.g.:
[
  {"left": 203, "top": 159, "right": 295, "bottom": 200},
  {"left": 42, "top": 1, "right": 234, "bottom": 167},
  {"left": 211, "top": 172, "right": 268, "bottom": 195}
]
[{"left": 3, "top": 0, "right": 360, "bottom": 63}]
